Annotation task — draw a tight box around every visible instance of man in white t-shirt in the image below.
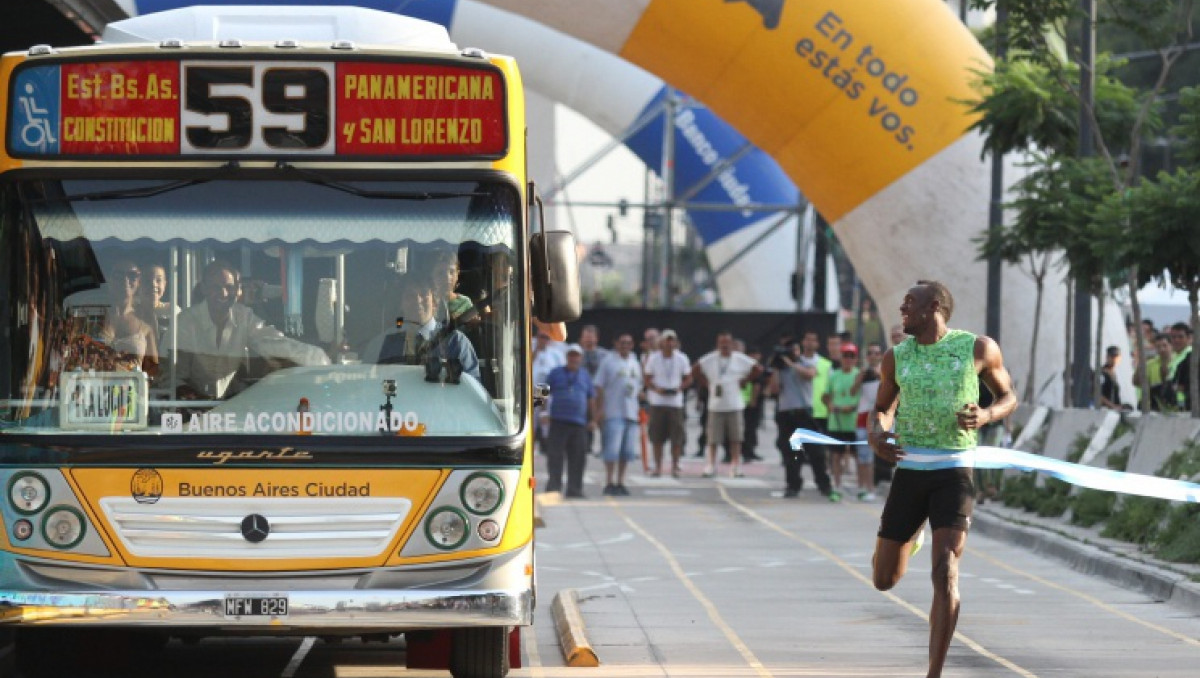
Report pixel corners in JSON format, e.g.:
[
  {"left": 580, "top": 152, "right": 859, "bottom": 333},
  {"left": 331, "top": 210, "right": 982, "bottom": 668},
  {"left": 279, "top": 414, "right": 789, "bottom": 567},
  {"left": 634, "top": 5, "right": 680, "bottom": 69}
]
[
  {"left": 644, "top": 329, "right": 691, "bottom": 477},
  {"left": 691, "top": 331, "right": 761, "bottom": 478},
  {"left": 594, "top": 334, "right": 643, "bottom": 496}
]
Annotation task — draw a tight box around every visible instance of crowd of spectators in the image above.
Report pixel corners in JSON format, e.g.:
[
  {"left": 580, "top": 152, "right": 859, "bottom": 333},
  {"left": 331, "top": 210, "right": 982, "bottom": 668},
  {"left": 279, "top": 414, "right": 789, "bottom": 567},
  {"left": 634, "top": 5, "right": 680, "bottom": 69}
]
[{"left": 535, "top": 322, "right": 907, "bottom": 501}]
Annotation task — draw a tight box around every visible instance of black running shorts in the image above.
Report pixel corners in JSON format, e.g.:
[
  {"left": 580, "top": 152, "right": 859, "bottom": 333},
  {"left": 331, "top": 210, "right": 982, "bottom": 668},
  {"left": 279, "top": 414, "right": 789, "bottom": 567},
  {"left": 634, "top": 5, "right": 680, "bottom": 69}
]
[{"left": 877, "top": 467, "right": 975, "bottom": 542}]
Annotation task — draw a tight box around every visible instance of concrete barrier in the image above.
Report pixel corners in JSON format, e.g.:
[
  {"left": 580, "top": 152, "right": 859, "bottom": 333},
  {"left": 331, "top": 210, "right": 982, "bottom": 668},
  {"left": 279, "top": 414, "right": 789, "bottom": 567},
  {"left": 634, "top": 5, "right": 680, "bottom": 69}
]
[
  {"left": 551, "top": 589, "right": 599, "bottom": 668},
  {"left": 1040, "top": 409, "right": 1109, "bottom": 461},
  {"left": 1127, "top": 413, "right": 1200, "bottom": 476},
  {"left": 1090, "top": 429, "right": 1135, "bottom": 469}
]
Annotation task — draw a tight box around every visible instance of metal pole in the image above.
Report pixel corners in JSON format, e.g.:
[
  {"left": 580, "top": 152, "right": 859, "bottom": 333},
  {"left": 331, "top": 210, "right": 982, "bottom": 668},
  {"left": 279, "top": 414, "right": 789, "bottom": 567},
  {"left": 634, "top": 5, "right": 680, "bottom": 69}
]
[
  {"left": 813, "top": 213, "right": 829, "bottom": 312},
  {"left": 1072, "top": 0, "right": 1096, "bottom": 407},
  {"left": 986, "top": 1, "right": 1007, "bottom": 343},
  {"left": 660, "top": 91, "right": 676, "bottom": 309},
  {"left": 642, "top": 167, "right": 651, "bottom": 308},
  {"left": 795, "top": 202, "right": 809, "bottom": 313}
]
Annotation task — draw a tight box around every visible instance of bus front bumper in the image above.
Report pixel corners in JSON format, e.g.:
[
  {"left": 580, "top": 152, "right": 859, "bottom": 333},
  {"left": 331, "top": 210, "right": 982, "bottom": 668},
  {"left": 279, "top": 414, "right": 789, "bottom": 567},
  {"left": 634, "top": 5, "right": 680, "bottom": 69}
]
[
  {"left": 0, "top": 587, "right": 531, "bottom": 630},
  {"left": 0, "top": 543, "right": 533, "bottom": 630}
]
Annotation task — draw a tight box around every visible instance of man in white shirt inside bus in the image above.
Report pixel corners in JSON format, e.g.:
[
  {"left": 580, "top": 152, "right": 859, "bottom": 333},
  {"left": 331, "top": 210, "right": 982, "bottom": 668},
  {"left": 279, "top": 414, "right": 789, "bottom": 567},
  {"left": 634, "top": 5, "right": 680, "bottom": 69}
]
[{"left": 175, "top": 261, "right": 329, "bottom": 400}]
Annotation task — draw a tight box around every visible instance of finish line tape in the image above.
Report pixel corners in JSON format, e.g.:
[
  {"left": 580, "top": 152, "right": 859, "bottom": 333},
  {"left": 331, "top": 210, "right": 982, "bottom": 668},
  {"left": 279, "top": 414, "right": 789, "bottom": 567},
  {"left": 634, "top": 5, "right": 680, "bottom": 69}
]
[{"left": 789, "top": 428, "right": 1200, "bottom": 504}]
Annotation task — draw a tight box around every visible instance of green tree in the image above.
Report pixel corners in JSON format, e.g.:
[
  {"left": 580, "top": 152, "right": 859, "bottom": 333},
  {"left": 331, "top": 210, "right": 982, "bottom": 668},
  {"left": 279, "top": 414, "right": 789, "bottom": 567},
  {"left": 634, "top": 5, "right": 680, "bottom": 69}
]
[
  {"left": 1098, "top": 163, "right": 1200, "bottom": 415},
  {"left": 968, "top": 0, "right": 1195, "bottom": 411}
]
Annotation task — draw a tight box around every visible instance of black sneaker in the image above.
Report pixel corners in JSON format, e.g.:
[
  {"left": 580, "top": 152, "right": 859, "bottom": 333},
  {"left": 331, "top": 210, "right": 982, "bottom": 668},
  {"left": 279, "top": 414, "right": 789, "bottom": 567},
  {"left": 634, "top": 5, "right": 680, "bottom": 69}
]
[
  {"left": 783, "top": 488, "right": 799, "bottom": 498},
  {"left": 615, "top": 484, "right": 631, "bottom": 496},
  {"left": 602, "top": 484, "right": 615, "bottom": 496}
]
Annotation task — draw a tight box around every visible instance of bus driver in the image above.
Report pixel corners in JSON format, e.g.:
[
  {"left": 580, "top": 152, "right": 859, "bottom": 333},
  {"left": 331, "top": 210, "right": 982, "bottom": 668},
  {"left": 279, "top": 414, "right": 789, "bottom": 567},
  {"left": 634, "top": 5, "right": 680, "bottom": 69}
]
[{"left": 363, "top": 271, "right": 481, "bottom": 382}]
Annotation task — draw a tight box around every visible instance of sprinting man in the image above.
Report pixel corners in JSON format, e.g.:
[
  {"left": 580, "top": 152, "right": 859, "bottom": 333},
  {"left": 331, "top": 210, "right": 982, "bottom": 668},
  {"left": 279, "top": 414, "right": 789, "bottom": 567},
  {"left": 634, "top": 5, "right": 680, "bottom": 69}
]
[{"left": 867, "top": 280, "right": 1016, "bottom": 678}]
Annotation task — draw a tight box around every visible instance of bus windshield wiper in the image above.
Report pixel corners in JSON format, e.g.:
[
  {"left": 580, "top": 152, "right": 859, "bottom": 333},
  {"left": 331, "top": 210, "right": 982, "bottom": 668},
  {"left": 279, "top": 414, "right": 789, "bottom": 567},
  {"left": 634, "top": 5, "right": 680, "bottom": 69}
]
[
  {"left": 35, "top": 162, "right": 241, "bottom": 203},
  {"left": 278, "top": 163, "right": 487, "bottom": 200}
]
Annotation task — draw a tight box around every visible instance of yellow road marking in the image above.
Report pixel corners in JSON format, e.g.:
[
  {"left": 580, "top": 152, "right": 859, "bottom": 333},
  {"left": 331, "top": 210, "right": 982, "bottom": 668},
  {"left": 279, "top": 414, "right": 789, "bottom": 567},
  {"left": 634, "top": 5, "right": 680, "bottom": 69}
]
[
  {"left": 842, "top": 500, "right": 1200, "bottom": 647},
  {"left": 612, "top": 501, "right": 775, "bottom": 678},
  {"left": 719, "top": 486, "right": 1037, "bottom": 678},
  {"left": 967, "top": 545, "right": 1200, "bottom": 647}
]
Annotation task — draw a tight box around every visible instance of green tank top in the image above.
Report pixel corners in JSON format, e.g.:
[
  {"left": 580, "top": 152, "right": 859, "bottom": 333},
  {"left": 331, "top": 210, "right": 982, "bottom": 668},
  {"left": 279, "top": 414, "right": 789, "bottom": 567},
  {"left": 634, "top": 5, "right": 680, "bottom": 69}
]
[
  {"left": 894, "top": 329, "right": 979, "bottom": 450},
  {"left": 812, "top": 355, "right": 832, "bottom": 419}
]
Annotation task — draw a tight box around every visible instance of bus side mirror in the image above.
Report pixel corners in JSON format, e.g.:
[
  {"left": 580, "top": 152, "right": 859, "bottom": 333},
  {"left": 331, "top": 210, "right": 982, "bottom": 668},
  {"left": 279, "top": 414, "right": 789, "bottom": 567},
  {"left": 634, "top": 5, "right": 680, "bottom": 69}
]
[{"left": 530, "top": 230, "right": 582, "bottom": 323}]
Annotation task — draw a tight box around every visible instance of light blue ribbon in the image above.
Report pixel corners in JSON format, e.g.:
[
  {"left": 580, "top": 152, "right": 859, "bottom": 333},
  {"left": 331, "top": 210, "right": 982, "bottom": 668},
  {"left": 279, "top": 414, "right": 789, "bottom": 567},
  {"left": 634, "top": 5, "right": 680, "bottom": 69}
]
[{"left": 789, "top": 428, "right": 1200, "bottom": 504}]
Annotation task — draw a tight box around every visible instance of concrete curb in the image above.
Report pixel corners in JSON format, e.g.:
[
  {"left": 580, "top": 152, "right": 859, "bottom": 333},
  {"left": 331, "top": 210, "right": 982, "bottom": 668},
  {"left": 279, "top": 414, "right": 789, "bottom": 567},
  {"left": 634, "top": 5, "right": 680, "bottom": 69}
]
[
  {"left": 973, "top": 509, "right": 1200, "bottom": 614},
  {"left": 550, "top": 588, "right": 599, "bottom": 667}
]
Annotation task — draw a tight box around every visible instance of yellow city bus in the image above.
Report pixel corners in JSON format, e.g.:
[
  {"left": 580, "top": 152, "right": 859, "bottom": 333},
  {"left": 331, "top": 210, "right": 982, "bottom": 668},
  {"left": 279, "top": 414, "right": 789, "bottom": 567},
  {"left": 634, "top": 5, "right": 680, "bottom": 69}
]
[{"left": 0, "top": 6, "right": 579, "bottom": 677}]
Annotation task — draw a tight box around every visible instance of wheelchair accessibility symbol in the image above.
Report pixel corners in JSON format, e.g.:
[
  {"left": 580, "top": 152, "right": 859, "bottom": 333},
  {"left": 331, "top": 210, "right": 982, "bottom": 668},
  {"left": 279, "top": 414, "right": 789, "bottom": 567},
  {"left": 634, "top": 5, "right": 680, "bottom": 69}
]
[{"left": 19, "top": 82, "right": 58, "bottom": 149}]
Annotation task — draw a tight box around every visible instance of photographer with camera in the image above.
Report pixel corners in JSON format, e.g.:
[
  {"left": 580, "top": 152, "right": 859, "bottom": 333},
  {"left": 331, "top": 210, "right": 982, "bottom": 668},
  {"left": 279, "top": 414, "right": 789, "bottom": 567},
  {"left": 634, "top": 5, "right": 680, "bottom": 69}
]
[
  {"left": 770, "top": 331, "right": 834, "bottom": 498},
  {"left": 644, "top": 329, "right": 692, "bottom": 477}
]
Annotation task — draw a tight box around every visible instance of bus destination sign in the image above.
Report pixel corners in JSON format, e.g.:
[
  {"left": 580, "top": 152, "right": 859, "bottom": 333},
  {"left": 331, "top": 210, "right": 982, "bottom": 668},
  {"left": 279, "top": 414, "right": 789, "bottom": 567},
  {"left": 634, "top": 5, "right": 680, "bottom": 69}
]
[{"left": 8, "top": 58, "right": 507, "bottom": 159}]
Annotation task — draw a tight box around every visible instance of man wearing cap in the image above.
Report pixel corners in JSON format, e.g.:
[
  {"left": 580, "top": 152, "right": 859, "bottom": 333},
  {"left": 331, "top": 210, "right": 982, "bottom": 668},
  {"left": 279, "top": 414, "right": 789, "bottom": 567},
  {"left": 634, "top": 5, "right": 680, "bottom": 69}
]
[
  {"left": 544, "top": 343, "right": 598, "bottom": 498},
  {"left": 644, "top": 329, "right": 692, "bottom": 477},
  {"left": 823, "top": 342, "right": 860, "bottom": 499}
]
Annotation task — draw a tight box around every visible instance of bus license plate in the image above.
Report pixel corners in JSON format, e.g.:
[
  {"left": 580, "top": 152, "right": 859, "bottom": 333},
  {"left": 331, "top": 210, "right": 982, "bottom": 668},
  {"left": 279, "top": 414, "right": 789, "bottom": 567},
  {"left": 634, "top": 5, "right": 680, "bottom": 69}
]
[{"left": 224, "top": 595, "right": 288, "bottom": 618}]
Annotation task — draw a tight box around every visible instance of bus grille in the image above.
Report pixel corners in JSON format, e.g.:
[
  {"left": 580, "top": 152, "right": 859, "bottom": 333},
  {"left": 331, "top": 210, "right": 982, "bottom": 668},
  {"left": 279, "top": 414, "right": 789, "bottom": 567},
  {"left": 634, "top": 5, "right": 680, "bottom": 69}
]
[{"left": 98, "top": 497, "right": 412, "bottom": 559}]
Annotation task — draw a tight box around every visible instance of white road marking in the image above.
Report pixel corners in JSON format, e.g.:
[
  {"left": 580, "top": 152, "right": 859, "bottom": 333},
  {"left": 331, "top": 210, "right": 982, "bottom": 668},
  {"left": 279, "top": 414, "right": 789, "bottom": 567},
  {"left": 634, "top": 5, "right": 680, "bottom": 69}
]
[{"left": 280, "top": 636, "right": 315, "bottom": 678}]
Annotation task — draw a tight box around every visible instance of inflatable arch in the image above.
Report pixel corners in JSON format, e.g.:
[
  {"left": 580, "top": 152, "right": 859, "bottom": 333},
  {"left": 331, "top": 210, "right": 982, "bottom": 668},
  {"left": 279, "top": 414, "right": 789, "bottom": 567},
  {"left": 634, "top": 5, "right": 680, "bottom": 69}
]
[{"left": 111, "top": 0, "right": 1133, "bottom": 401}]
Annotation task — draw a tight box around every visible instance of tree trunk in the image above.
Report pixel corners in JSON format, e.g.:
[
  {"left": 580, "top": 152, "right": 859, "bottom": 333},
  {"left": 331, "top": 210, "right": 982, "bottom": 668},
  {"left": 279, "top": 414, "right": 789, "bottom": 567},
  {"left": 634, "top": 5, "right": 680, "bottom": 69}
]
[
  {"left": 1063, "top": 277, "right": 1073, "bottom": 409},
  {"left": 1191, "top": 284, "right": 1199, "bottom": 418},
  {"left": 1024, "top": 265, "right": 1046, "bottom": 404},
  {"left": 1127, "top": 267, "right": 1149, "bottom": 412},
  {"left": 1092, "top": 278, "right": 1105, "bottom": 409}
]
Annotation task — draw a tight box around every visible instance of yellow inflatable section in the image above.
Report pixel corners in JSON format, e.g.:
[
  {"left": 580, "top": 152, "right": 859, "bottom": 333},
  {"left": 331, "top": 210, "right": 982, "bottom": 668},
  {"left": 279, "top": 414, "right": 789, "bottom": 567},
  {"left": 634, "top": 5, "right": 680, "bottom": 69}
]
[{"left": 621, "top": 0, "right": 990, "bottom": 221}]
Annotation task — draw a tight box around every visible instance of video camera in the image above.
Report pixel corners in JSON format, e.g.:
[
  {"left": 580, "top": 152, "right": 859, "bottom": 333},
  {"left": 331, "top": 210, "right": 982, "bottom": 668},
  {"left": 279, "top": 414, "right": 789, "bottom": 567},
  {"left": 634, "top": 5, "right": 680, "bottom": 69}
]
[{"left": 769, "top": 343, "right": 793, "bottom": 370}]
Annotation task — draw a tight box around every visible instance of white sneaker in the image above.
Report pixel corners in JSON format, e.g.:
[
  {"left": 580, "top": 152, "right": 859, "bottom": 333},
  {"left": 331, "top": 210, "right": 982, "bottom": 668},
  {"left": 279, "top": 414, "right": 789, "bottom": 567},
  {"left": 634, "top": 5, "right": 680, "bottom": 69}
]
[
  {"left": 858, "top": 491, "right": 877, "bottom": 502},
  {"left": 910, "top": 528, "right": 926, "bottom": 557}
]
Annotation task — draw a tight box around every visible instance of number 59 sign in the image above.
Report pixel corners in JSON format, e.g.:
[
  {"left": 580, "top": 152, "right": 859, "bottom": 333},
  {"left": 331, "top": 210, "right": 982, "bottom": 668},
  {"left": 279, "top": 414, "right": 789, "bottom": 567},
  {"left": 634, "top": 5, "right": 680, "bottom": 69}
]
[
  {"left": 183, "top": 62, "right": 333, "bottom": 153},
  {"left": 8, "top": 58, "right": 507, "bottom": 159}
]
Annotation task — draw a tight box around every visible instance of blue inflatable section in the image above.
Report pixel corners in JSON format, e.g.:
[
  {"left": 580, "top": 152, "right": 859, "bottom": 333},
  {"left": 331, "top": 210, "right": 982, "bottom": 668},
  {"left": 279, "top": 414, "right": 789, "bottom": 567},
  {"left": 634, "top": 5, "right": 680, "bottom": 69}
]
[
  {"left": 129, "top": 0, "right": 798, "bottom": 246},
  {"left": 625, "top": 87, "right": 799, "bottom": 245}
]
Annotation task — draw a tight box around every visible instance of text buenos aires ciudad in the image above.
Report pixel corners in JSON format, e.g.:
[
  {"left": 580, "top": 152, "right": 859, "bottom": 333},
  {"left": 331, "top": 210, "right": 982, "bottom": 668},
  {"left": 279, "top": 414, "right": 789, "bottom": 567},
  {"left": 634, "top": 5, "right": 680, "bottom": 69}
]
[
  {"left": 340, "top": 71, "right": 495, "bottom": 146},
  {"left": 178, "top": 481, "right": 371, "bottom": 497}
]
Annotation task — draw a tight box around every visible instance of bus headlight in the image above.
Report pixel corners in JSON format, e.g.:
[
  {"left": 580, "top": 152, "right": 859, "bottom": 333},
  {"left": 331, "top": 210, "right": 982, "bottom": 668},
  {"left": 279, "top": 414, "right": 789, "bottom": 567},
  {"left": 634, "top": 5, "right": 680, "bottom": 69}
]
[
  {"left": 9, "top": 472, "right": 50, "bottom": 515},
  {"left": 477, "top": 519, "right": 500, "bottom": 542},
  {"left": 12, "top": 519, "right": 33, "bottom": 541},
  {"left": 42, "top": 507, "right": 86, "bottom": 549},
  {"left": 460, "top": 472, "right": 504, "bottom": 515},
  {"left": 424, "top": 507, "right": 468, "bottom": 550}
]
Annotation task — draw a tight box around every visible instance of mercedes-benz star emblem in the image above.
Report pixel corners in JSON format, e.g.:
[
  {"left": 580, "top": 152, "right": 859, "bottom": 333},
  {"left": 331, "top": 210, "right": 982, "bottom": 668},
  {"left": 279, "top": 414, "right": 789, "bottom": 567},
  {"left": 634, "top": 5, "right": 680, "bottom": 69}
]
[{"left": 240, "top": 514, "right": 270, "bottom": 543}]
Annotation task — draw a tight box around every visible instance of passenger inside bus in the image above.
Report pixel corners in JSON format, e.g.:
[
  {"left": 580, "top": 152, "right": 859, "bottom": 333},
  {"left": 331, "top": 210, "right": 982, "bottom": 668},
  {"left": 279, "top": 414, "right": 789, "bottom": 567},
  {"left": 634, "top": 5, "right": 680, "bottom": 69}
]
[
  {"left": 139, "top": 261, "right": 179, "bottom": 350},
  {"left": 61, "top": 258, "right": 160, "bottom": 377},
  {"left": 362, "top": 267, "right": 481, "bottom": 382},
  {"left": 174, "top": 260, "right": 329, "bottom": 400},
  {"left": 104, "top": 259, "right": 160, "bottom": 376},
  {"left": 429, "top": 248, "right": 480, "bottom": 330}
]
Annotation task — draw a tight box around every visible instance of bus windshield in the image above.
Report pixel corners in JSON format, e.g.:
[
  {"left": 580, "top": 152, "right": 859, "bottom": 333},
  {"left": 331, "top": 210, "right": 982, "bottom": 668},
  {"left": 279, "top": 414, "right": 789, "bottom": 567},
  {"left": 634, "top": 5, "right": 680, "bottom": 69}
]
[{"left": 0, "top": 175, "right": 526, "bottom": 438}]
